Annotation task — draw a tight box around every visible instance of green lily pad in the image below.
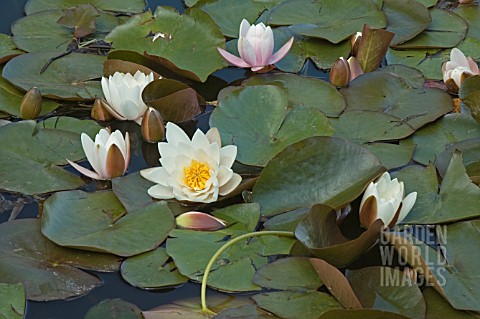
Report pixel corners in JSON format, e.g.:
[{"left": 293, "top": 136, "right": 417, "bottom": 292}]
[
  {"left": 37, "top": 116, "right": 102, "bottom": 137},
  {"left": 105, "top": 7, "right": 225, "bottom": 82},
  {"left": 210, "top": 85, "right": 334, "bottom": 166},
  {"left": 364, "top": 143, "right": 415, "bottom": 169},
  {"left": 112, "top": 172, "right": 155, "bottom": 212},
  {"left": 339, "top": 70, "right": 453, "bottom": 131},
  {"left": 453, "top": 5, "right": 480, "bottom": 60},
  {"left": 242, "top": 73, "right": 346, "bottom": 117},
  {"left": 0, "top": 34, "right": 23, "bottom": 64},
  {"left": 416, "top": 0, "right": 437, "bottom": 7},
  {"left": 459, "top": 75, "right": 480, "bottom": 123},
  {"left": 0, "top": 283, "right": 25, "bottom": 319},
  {"left": 382, "top": 0, "right": 431, "bottom": 46},
  {"left": 319, "top": 309, "right": 410, "bottom": 319},
  {"left": 24, "top": 0, "right": 146, "bottom": 15},
  {"left": 252, "top": 136, "right": 385, "bottom": 217},
  {"left": 295, "top": 205, "right": 384, "bottom": 267},
  {"left": 12, "top": 9, "right": 125, "bottom": 52},
  {"left": 0, "top": 65, "right": 59, "bottom": 117},
  {"left": 2, "top": 51, "right": 105, "bottom": 100},
  {"left": 215, "top": 305, "right": 280, "bottom": 319},
  {"left": 435, "top": 138, "right": 480, "bottom": 178},
  {"left": 393, "top": 8, "right": 467, "bottom": 49},
  {"left": 253, "top": 257, "right": 323, "bottom": 291},
  {"left": 400, "top": 113, "right": 480, "bottom": 165},
  {"left": 121, "top": 248, "right": 188, "bottom": 289},
  {"left": 268, "top": 0, "right": 386, "bottom": 43},
  {"left": 423, "top": 287, "right": 480, "bottom": 319},
  {"left": 252, "top": 291, "right": 342, "bottom": 319},
  {"left": 347, "top": 267, "right": 426, "bottom": 319},
  {"left": 85, "top": 299, "right": 144, "bottom": 319},
  {"left": 386, "top": 48, "right": 449, "bottom": 80},
  {"left": 263, "top": 207, "right": 309, "bottom": 232},
  {"left": 42, "top": 190, "right": 175, "bottom": 256},
  {"left": 57, "top": 4, "right": 99, "bottom": 38},
  {"left": 166, "top": 203, "right": 296, "bottom": 292},
  {"left": 0, "top": 120, "right": 98, "bottom": 195},
  {"left": 0, "top": 219, "right": 120, "bottom": 301},
  {"left": 395, "top": 152, "right": 480, "bottom": 224}
]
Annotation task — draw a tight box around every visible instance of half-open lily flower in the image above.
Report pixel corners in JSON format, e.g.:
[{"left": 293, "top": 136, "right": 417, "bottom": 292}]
[
  {"left": 359, "top": 172, "right": 417, "bottom": 229},
  {"left": 101, "top": 71, "right": 155, "bottom": 124},
  {"left": 176, "top": 211, "right": 227, "bottom": 231},
  {"left": 67, "top": 128, "right": 130, "bottom": 180},
  {"left": 141, "top": 123, "right": 242, "bottom": 203},
  {"left": 442, "top": 48, "right": 479, "bottom": 92},
  {"left": 217, "top": 19, "right": 294, "bottom": 72}
]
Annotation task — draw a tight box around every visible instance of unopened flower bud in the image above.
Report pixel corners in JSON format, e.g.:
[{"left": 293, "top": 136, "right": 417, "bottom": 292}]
[
  {"left": 91, "top": 98, "right": 113, "bottom": 121},
  {"left": 347, "top": 56, "right": 364, "bottom": 82},
  {"left": 141, "top": 107, "right": 165, "bottom": 143},
  {"left": 350, "top": 32, "right": 362, "bottom": 56},
  {"left": 20, "top": 87, "right": 42, "bottom": 120},
  {"left": 329, "top": 57, "right": 350, "bottom": 87},
  {"left": 176, "top": 211, "right": 227, "bottom": 231}
]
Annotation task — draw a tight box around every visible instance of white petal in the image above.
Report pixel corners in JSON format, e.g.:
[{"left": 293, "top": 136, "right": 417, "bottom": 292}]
[
  {"left": 158, "top": 141, "right": 178, "bottom": 159},
  {"left": 450, "top": 48, "right": 469, "bottom": 68},
  {"left": 143, "top": 167, "right": 170, "bottom": 185},
  {"left": 206, "top": 127, "right": 221, "bottom": 146},
  {"left": 148, "top": 184, "right": 174, "bottom": 199},
  {"left": 191, "top": 129, "right": 211, "bottom": 151},
  {"left": 239, "top": 19, "right": 251, "bottom": 38},
  {"left": 238, "top": 37, "right": 257, "bottom": 67},
  {"left": 165, "top": 122, "right": 191, "bottom": 146},
  {"left": 377, "top": 200, "right": 397, "bottom": 227},
  {"left": 66, "top": 159, "right": 102, "bottom": 180},
  {"left": 360, "top": 181, "right": 378, "bottom": 210},
  {"left": 217, "top": 166, "right": 233, "bottom": 187},
  {"left": 219, "top": 173, "right": 241, "bottom": 196},
  {"left": 260, "top": 26, "right": 274, "bottom": 66},
  {"left": 219, "top": 145, "right": 237, "bottom": 168},
  {"left": 397, "top": 192, "right": 417, "bottom": 224},
  {"left": 101, "top": 77, "right": 111, "bottom": 101}
]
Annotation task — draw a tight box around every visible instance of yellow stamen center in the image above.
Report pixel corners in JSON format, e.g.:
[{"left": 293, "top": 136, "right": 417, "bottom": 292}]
[{"left": 183, "top": 160, "right": 210, "bottom": 190}]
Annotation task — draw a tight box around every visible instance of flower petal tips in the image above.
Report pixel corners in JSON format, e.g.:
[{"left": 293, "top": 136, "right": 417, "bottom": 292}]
[
  {"left": 67, "top": 128, "right": 130, "bottom": 180},
  {"left": 217, "top": 19, "right": 293, "bottom": 72},
  {"left": 101, "top": 71, "right": 155, "bottom": 124},
  {"left": 442, "top": 48, "right": 479, "bottom": 92},
  {"left": 141, "top": 123, "right": 242, "bottom": 203},
  {"left": 359, "top": 172, "right": 417, "bottom": 229}
]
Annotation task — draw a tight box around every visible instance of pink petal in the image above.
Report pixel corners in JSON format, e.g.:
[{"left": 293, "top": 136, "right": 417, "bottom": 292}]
[
  {"left": 66, "top": 159, "right": 102, "bottom": 180},
  {"left": 217, "top": 47, "right": 251, "bottom": 68},
  {"left": 260, "top": 26, "right": 274, "bottom": 66},
  {"left": 467, "top": 57, "right": 479, "bottom": 74},
  {"left": 450, "top": 48, "right": 469, "bottom": 68},
  {"left": 238, "top": 37, "right": 257, "bottom": 66},
  {"left": 268, "top": 37, "right": 294, "bottom": 65}
]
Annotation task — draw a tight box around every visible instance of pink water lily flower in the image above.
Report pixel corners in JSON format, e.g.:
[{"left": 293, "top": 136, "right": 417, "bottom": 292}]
[
  {"left": 217, "top": 19, "right": 294, "bottom": 72},
  {"left": 442, "top": 48, "right": 480, "bottom": 92}
]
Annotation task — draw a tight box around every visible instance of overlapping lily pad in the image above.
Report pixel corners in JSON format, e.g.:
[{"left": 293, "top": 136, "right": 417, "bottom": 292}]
[
  {"left": 252, "top": 136, "right": 385, "bottom": 217},
  {"left": 267, "top": 0, "right": 386, "bottom": 43},
  {"left": 0, "top": 120, "right": 102, "bottom": 194},
  {"left": 435, "top": 138, "right": 480, "bottom": 178},
  {"left": 166, "top": 203, "right": 296, "bottom": 292},
  {"left": 121, "top": 248, "right": 187, "bottom": 289},
  {"left": 459, "top": 75, "right": 480, "bottom": 123},
  {"left": 12, "top": 9, "right": 125, "bottom": 52},
  {"left": 242, "top": 73, "right": 346, "bottom": 117},
  {"left": 0, "top": 219, "right": 120, "bottom": 301},
  {"left": 105, "top": 7, "right": 226, "bottom": 82},
  {"left": 24, "top": 0, "right": 146, "bottom": 15},
  {"left": 423, "top": 287, "right": 480, "bottom": 319},
  {"left": 42, "top": 190, "right": 175, "bottom": 256},
  {"left": 0, "top": 34, "right": 23, "bottom": 64},
  {"left": 386, "top": 48, "right": 449, "bottom": 80},
  {"left": 364, "top": 143, "right": 415, "bottom": 169},
  {"left": 85, "top": 299, "right": 144, "bottom": 319},
  {"left": 0, "top": 283, "right": 25, "bottom": 319},
  {"left": 2, "top": 51, "right": 105, "bottom": 100},
  {"left": 453, "top": 5, "right": 480, "bottom": 60},
  {"left": 210, "top": 85, "right": 334, "bottom": 166},
  {"left": 395, "top": 152, "right": 480, "bottom": 224}
]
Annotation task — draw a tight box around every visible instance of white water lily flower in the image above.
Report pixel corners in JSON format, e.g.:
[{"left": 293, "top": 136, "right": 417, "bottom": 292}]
[
  {"left": 442, "top": 48, "right": 479, "bottom": 92},
  {"left": 67, "top": 128, "right": 130, "bottom": 180},
  {"left": 359, "top": 172, "right": 417, "bottom": 229},
  {"left": 217, "top": 19, "right": 294, "bottom": 72},
  {"left": 101, "top": 71, "right": 155, "bottom": 124},
  {"left": 141, "top": 123, "right": 242, "bottom": 203}
]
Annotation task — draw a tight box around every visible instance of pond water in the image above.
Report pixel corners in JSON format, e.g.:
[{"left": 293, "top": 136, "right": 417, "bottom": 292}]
[{"left": 0, "top": 1, "right": 330, "bottom": 318}]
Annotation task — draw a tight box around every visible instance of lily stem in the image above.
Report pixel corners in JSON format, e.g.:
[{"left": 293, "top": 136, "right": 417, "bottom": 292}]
[{"left": 200, "top": 230, "right": 296, "bottom": 314}]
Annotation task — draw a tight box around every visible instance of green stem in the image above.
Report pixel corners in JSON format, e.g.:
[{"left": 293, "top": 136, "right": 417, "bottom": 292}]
[{"left": 200, "top": 230, "right": 296, "bottom": 314}]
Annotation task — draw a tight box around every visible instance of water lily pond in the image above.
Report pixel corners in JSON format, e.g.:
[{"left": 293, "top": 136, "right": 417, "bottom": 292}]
[{"left": 1, "top": 0, "right": 480, "bottom": 318}]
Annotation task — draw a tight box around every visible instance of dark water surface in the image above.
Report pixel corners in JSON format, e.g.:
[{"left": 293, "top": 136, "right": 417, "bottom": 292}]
[{"left": 0, "top": 1, "right": 328, "bottom": 317}]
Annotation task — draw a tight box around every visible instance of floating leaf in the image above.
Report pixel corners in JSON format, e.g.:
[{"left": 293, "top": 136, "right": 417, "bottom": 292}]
[
  {"left": 400, "top": 113, "right": 480, "bottom": 165},
  {"left": 393, "top": 8, "right": 467, "bottom": 49},
  {"left": 382, "top": 0, "right": 431, "bottom": 46},
  {"left": 166, "top": 203, "right": 295, "bottom": 292},
  {"left": 356, "top": 24, "right": 394, "bottom": 73},
  {"left": 210, "top": 85, "right": 334, "bottom": 166},
  {"left": 84, "top": 299, "right": 144, "bottom": 319},
  {"left": 395, "top": 152, "right": 480, "bottom": 224},
  {"left": 347, "top": 267, "right": 426, "bottom": 319},
  {"left": 242, "top": 73, "right": 346, "bottom": 118},
  {"left": 2, "top": 52, "right": 104, "bottom": 100},
  {"left": 0, "top": 219, "right": 120, "bottom": 301},
  {"left": 263, "top": 208, "right": 310, "bottom": 232},
  {"left": 57, "top": 4, "right": 99, "bottom": 38},
  {"left": 386, "top": 48, "right": 448, "bottom": 80},
  {"left": 0, "top": 65, "right": 59, "bottom": 117},
  {"left": 295, "top": 205, "right": 384, "bottom": 267},
  {"left": 364, "top": 143, "right": 415, "bottom": 170},
  {"left": 112, "top": 172, "right": 155, "bottom": 212},
  {"left": 252, "top": 291, "right": 342, "bottom": 319},
  {"left": 459, "top": 75, "right": 480, "bottom": 123},
  {"left": 423, "top": 287, "right": 480, "bottom": 319},
  {"left": 0, "top": 120, "right": 100, "bottom": 195},
  {"left": 453, "top": 5, "right": 480, "bottom": 60},
  {"left": 268, "top": 0, "right": 386, "bottom": 43},
  {"left": 0, "top": 34, "right": 23, "bottom": 64},
  {"left": 252, "top": 137, "right": 385, "bottom": 217},
  {"left": 142, "top": 79, "right": 202, "bottom": 123},
  {"left": 121, "top": 248, "right": 187, "bottom": 289},
  {"left": 24, "top": 0, "right": 146, "bottom": 15},
  {"left": 215, "top": 305, "right": 280, "bottom": 319},
  {"left": 435, "top": 138, "right": 480, "bottom": 178},
  {"left": 106, "top": 7, "right": 225, "bottom": 82},
  {"left": 0, "top": 283, "right": 25, "bottom": 319},
  {"left": 319, "top": 309, "right": 410, "bottom": 319},
  {"left": 253, "top": 257, "right": 323, "bottom": 291},
  {"left": 42, "top": 190, "right": 175, "bottom": 256}
]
